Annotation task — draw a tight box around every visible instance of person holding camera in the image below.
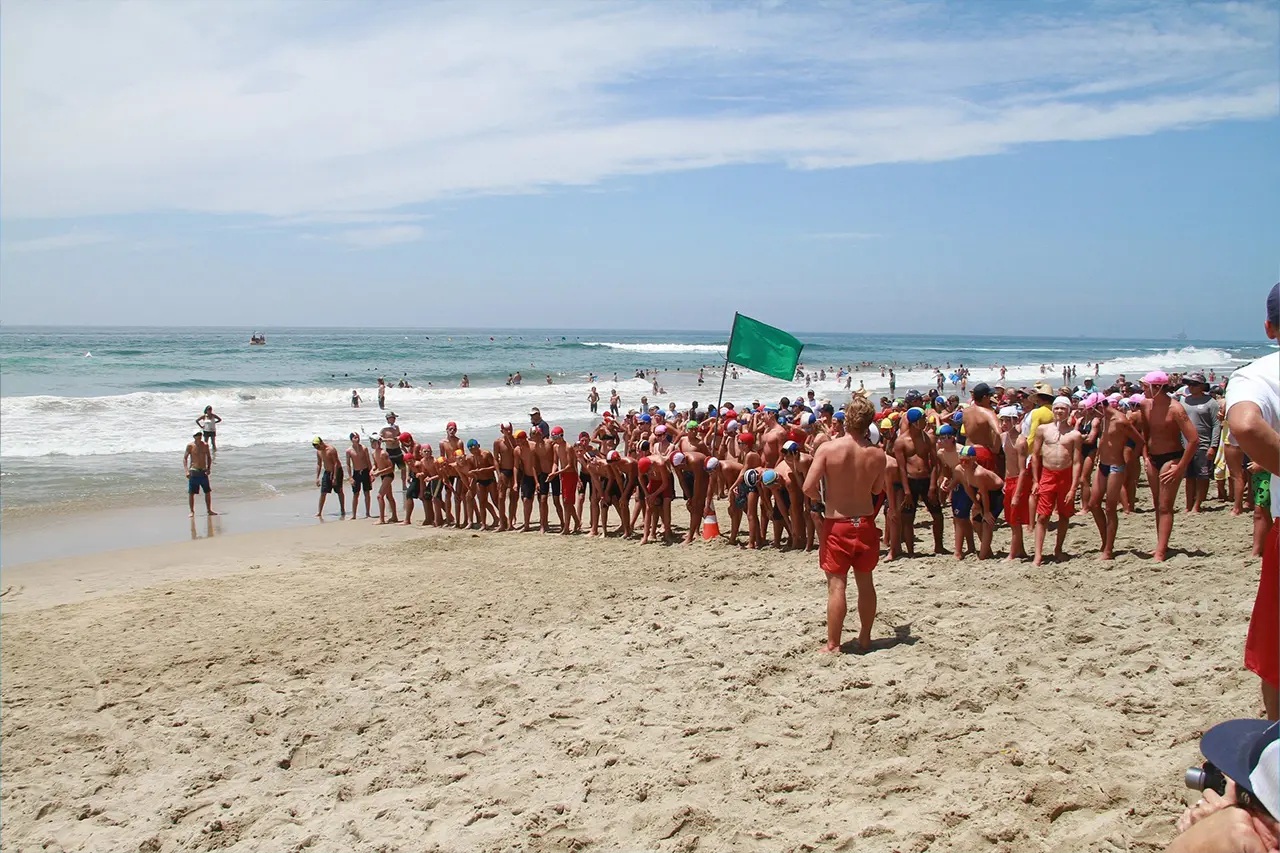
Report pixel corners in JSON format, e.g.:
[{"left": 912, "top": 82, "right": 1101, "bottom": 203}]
[{"left": 1169, "top": 719, "right": 1277, "bottom": 852}]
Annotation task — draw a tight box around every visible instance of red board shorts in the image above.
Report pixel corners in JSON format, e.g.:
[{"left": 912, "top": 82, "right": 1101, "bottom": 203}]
[
  {"left": 1036, "top": 467, "right": 1075, "bottom": 519},
  {"left": 1245, "top": 518, "right": 1279, "bottom": 689},
  {"left": 1004, "top": 475, "right": 1029, "bottom": 526},
  {"left": 819, "top": 516, "right": 881, "bottom": 577},
  {"left": 560, "top": 470, "right": 579, "bottom": 499}
]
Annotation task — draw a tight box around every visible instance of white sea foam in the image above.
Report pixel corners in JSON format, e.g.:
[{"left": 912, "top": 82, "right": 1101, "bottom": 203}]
[
  {"left": 581, "top": 342, "right": 726, "bottom": 354},
  {"left": 0, "top": 347, "right": 1247, "bottom": 459}
]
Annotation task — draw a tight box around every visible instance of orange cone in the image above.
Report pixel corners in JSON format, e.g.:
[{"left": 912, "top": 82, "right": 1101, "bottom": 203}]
[{"left": 702, "top": 510, "right": 720, "bottom": 541}]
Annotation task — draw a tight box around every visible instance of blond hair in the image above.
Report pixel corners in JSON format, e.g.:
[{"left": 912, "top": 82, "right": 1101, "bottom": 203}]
[{"left": 845, "top": 396, "right": 875, "bottom": 434}]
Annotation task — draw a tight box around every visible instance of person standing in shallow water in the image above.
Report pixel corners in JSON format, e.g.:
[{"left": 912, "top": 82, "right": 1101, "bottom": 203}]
[
  {"left": 183, "top": 432, "right": 217, "bottom": 518},
  {"left": 195, "top": 406, "right": 222, "bottom": 453}
]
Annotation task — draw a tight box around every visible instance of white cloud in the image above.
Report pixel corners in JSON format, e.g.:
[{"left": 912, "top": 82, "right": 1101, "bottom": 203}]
[
  {"left": 0, "top": 1, "right": 1275, "bottom": 221},
  {"left": 332, "top": 225, "right": 425, "bottom": 249},
  {"left": 0, "top": 231, "right": 115, "bottom": 253}
]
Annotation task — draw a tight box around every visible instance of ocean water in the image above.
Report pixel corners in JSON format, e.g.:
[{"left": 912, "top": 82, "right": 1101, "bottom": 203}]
[{"left": 0, "top": 326, "right": 1269, "bottom": 514}]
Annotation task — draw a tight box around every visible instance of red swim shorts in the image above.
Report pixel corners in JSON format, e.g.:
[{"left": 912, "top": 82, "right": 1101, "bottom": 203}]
[
  {"left": 1245, "top": 518, "right": 1279, "bottom": 688},
  {"left": 1036, "top": 467, "right": 1075, "bottom": 519},
  {"left": 560, "top": 470, "right": 579, "bottom": 498},
  {"left": 1004, "top": 475, "right": 1030, "bottom": 526},
  {"left": 819, "top": 516, "right": 881, "bottom": 577}
]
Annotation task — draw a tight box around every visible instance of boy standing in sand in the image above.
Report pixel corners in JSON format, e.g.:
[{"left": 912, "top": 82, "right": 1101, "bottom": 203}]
[
  {"left": 1030, "top": 397, "right": 1083, "bottom": 565},
  {"left": 802, "top": 397, "right": 885, "bottom": 654},
  {"left": 346, "top": 433, "right": 373, "bottom": 520},
  {"left": 183, "top": 432, "right": 217, "bottom": 518},
  {"left": 369, "top": 437, "right": 399, "bottom": 524},
  {"left": 1140, "top": 370, "right": 1200, "bottom": 561},
  {"left": 1000, "top": 407, "right": 1030, "bottom": 560},
  {"left": 1085, "top": 395, "right": 1145, "bottom": 560}
]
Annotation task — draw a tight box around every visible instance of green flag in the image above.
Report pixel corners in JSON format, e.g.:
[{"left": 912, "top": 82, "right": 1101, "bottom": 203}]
[{"left": 725, "top": 313, "right": 804, "bottom": 381}]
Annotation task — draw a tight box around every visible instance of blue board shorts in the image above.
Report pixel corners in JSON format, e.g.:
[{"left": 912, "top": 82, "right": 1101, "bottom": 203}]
[{"left": 188, "top": 470, "right": 211, "bottom": 495}]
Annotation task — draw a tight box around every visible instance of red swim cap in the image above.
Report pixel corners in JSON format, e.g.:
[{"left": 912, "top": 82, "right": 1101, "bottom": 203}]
[
  {"left": 399, "top": 432, "right": 413, "bottom": 443},
  {"left": 738, "top": 431, "right": 755, "bottom": 445},
  {"left": 551, "top": 426, "right": 564, "bottom": 436},
  {"left": 636, "top": 456, "right": 652, "bottom": 475}
]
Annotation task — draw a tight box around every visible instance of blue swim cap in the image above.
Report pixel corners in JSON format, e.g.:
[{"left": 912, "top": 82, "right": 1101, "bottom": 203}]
[
  {"left": 833, "top": 411, "right": 845, "bottom": 421},
  {"left": 640, "top": 414, "right": 652, "bottom": 423},
  {"left": 777, "top": 414, "right": 789, "bottom": 425},
  {"left": 764, "top": 404, "right": 779, "bottom": 413},
  {"left": 803, "top": 413, "right": 817, "bottom": 426},
  {"left": 935, "top": 397, "right": 945, "bottom": 407},
  {"left": 761, "top": 469, "right": 778, "bottom": 486},
  {"left": 951, "top": 410, "right": 963, "bottom": 424},
  {"left": 466, "top": 438, "right": 480, "bottom": 449},
  {"left": 938, "top": 424, "right": 957, "bottom": 437},
  {"left": 906, "top": 407, "right": 925, "bottom": 424}
]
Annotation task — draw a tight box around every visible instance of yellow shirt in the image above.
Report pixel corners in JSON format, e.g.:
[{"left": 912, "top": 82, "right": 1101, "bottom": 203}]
[{"left": 1027, "top": 405, "right": 1054, "bottom": 450}]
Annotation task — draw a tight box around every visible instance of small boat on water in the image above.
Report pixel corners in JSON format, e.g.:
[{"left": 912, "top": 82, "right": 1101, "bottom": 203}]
[
  {"left": 250, "top": 332, "right": 266, "bottom": 345},
  {"left": 1174, "top": 329, "right": 1188, "bottom": 342}
]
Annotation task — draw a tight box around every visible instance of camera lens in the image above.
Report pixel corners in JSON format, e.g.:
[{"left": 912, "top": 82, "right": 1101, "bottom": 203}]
[{"left": 1185, "top": 767, "right": 1207, "bottom": 790}]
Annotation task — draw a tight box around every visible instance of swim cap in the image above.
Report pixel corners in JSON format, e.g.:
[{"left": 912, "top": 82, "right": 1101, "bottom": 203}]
[
  {"left": 803, "top": 413, "right": 817, "bottom": 426},
  {"left": 466, "top": 438, "right": 479, "bottom": 449},
  {"left": 833, "top": 411, "right": 845, "bottom": 421},
  {"left": 776, "top": 414, "right": 789, "bottom": 425},
  {"left": 938, "top": 424, "right": 957, "bottom": 437},
  {"left": 636, "top": 456, "right": 652, "bottom": 475},
  {"left": 725, "top": 419, "right": 739, "bottom": 432},
  {"left": 640, "top": 414, "right": 652, "bottom": 423},
  {"left": 738, "top": 431, "right": 755, "bottom": 445},
  {"left": 311, "top": 437, "right": 322, "bottom": 446},
  {"left": 1052, "top": 396, "right": 1071, "bottom": 409},
  {"left": 672, "top": 452, "right": 686, "bottom": 467},
  {"left": 764, "top": 404, "right": 779, "bottom": 413},
  {"left": 578, "top": 431, "right": 590, "bottom": 440},
  {"left": 639, "top": 440, "right": 651, "bottom": 452},
  {"left": 957, "top": 445, "right": 976, "bottom": 458},
  {"left": 998, "top": 406, "right": 1019, "bottom": 418},
  {"left": 686, "top": 420, "right": 699, "bottom": 430},
  {"left": 454, "top": 449, "right": 464, "bottom": 456},
  {"left": 705, "top": 457, "right": 720, "bottom": 472},
  {"left": 868, "top": 423, "right": 880, "bottom": 445},
  {"left": 655, "top": 424, "right": 668, "bottom": 435},
  {"left": 906, "top": 407, "right": 925, "bottom": 424},
  {"left": 879, "top": 418, "right": 893, "bottom": 430},
  {"left": 782, "top": 440, "right": 799, "bottom": 453},
  {"left": 1142, "top": 370, "right": 1170, "bottom": 385},
  {"left": 421, "top": 443, "right": 432, "bottom": 454},
  {"left": 399, "top": 432, "right": 413, "bottom": 443},
  {"left": 349, "top": 432, "right": 359, "bottom": 440},
  {"left": 950, "top": 410, "right": 963, "bottom": 424},
  {"left": 436, "top": 456, "right": 445, "bottom": 464},
  {"left": 513, "top": 429, "right": 527, "bottom": 440},
  {"left": 1129, "top": 393, "right": 1145, "bottom": 405},
  {"left": 446, "top": 421, "right": 457, "bottom": 430},
  {"left": 551, "top": 426, "right": 564, "bottom": 436},
  {"left": 500, "top": 422, "right": 512, "bottom": 431},
  {"left": 935, "top": 397, "right": 945, "bottom": 407},
  {"left": 745, "top": 469, "right": 761, "bottom": 488},
  {"left": 761, "top": 469, "right": 778, "bottom": 487},
  {"left": 607, "top": 450, "right": 621, "bottom": 462}
]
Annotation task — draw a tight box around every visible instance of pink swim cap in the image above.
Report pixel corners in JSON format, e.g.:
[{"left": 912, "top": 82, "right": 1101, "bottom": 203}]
[
  {"left": 1143, "top": 370, "right": 1169, "bottom": 385},
  {"left": 1129, "top": 393, "right": 1144, "bottom": 405}
]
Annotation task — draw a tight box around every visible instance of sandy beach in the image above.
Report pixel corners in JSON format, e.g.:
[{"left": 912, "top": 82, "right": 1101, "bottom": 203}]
[{"left": 0, "top": 498, "right": 1266, "bottom": 852}]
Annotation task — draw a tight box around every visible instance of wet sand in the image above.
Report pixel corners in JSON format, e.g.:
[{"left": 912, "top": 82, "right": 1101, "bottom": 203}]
[{"left": 0, "top": 497, "right": 1267, "bottom": 852}]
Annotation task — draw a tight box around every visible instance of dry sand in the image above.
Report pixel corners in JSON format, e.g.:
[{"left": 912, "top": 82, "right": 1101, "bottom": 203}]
[{"left": 0, "top": 498, "right": 1268, "bottom": 852}]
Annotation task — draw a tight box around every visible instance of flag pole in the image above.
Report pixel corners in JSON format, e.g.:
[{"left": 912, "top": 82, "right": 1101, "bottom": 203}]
[{"left": 716, "top": 313, "right": 737, "bottom": 411}]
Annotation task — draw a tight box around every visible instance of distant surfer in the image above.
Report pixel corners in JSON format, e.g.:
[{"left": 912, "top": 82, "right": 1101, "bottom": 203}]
[
  {"left": 196, "top": 406, "right": 222, "bottom": 453},
  {"left": 183, "top": 432, "right": 217, "bottom": 518}
]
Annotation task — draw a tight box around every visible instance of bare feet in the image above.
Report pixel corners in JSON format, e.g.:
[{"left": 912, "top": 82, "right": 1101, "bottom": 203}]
[
  {"left": 208, "top": 510, "right": 219, "bottom": 516},
  {"left": 188, "top": 512, "right": 195, "bottom": 518},
  {"left": 819, "top": 643, "right": 840, "bottom": 654}
]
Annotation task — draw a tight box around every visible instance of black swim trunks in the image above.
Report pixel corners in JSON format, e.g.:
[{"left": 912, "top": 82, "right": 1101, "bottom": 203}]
[
  {"left": 1150, "top": 451, "right": 1182, "bottom": 471},
  {"left": 905, "top": 476, "right": 940, "bottom": 512},
  {"left": 520, "top": 474, "right": 537, "bottom": 500},
  {"left": 406, "top": 476, "right": 421, "bottom": 500},
  {"left": 680, "top": 470, "right": 695, "bottom": 500},
  {"left": 350, "top": 468, "right": 372, "bottom": 494},
  {"left": 536, "top": 472, "right": 550, "bottom": 497},
  {"left": 320, "top": 468, "right": 343, "bottom": 494}
]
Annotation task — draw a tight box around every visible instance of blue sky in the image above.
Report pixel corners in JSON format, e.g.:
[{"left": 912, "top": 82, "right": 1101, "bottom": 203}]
[{"left": 1, "top": 0, "right": 1277, "bottom": 338}]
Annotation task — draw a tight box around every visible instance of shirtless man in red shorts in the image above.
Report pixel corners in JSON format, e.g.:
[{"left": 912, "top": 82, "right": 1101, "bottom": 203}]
[
  {"left": 1030, "top": 396, "right": 1083, "bottom": 565},
  {"left": 802, "top": 396, "right": 886, "bottom": 653},
  {"left": 1140, "top": 370, "right": 1200, "bottom": 561},
  {"left": 999, "top": 406, "right": 1030, "bottom": 560}
]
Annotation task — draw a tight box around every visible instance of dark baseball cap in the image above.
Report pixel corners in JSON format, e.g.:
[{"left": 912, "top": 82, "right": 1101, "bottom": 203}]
[
  {"left": 1268, "top": 282, "right": 1279, "bottom": 327},
  {"left": 971, "top": 382, "right": 991, "bottom": 399},
  {"left": 1200, "top": 719, "right": 1278, "bottom": 818}
]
